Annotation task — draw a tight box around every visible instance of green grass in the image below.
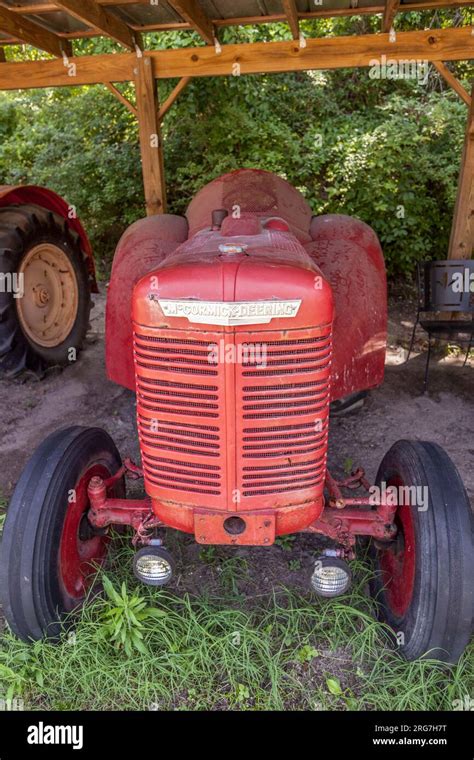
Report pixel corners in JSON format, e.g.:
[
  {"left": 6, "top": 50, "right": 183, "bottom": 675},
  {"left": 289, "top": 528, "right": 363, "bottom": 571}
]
[{"left": 0, "top": 535, "right": 472, "bottom": 711}]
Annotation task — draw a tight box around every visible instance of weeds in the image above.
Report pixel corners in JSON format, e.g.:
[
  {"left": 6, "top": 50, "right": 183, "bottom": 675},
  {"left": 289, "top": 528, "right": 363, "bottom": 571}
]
[
  {"left": 0, "top": 535, "right": 471, "bottom": 711},
  {"left": 97, "top": 576, "right": 167, "bottom": 655}
]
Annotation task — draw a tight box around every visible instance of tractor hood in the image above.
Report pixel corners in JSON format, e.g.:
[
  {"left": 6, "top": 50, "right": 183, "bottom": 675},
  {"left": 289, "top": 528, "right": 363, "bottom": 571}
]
[{"left": 133, "top": 226, "right": 333, "bottom": 333}]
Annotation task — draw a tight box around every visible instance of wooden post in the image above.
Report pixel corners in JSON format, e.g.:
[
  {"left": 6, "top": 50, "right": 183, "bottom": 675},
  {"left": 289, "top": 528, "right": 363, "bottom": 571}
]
[
  {"left": 448, "top": 83, "right": 474, "bottom": 259},
  {"left": 134, "top": 56, "right": 166, "bottom": 215}
]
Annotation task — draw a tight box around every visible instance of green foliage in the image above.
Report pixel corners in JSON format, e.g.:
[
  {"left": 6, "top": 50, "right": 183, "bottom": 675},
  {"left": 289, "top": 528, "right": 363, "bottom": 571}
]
[
  {"left": 275, "top": 534, "right": 296, "bottom": 551},
  {"left": 0, "top": 15, "right": 471, "bottom": 279},
  {"left": 0, "top": 641, "right": 44, "bottom": 700},
  {"left": 326, "top": 677, "right": 358, "bottom": 710},
  {"left": 98, "top": 576, "right": 167, "bottom": 656}
]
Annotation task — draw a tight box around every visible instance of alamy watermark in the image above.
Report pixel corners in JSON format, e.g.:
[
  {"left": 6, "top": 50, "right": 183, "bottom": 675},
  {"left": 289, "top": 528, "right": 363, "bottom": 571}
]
[
  {"left": 369, "top": 56, "right": 429, "bottom": 85},
  {"left": 0, "top": 272, "right": 24, "bottom": 299},
  {"left": 27, "top": 722, "right": 83, "bottom": 750},
  {"left": 369, "top": 481, "right": 429, "bottom": 511},
  {"left": 450, "top": 268, "right": 474, "bottom": 294},
  {"left": 208, "top": 340, "right": 268, "bottom": 367}
]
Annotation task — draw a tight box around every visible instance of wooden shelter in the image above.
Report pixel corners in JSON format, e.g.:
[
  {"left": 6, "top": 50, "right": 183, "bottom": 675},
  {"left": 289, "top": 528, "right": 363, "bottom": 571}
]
[{"left": 0, "top": 0, "right": 472, "bottom": 258}]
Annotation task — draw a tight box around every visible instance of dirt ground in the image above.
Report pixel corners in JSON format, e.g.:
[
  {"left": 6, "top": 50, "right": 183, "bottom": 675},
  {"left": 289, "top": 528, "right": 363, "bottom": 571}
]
[{"left": 0, "top": 293, "right": 472, "bottom": 595}]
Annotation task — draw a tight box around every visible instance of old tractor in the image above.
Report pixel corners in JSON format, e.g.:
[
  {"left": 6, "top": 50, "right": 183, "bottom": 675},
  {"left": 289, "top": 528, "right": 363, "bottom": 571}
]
[
  {"left": 1, "top": 169, "right": 472, "bottom": 663},
  {"left": 0, "top": 185, "right": 97, "bottom": 375}
]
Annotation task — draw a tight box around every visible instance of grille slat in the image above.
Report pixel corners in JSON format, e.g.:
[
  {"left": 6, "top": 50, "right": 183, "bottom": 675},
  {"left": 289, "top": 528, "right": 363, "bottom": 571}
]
[
  {"left": 242, "top": 362, "right": 331, "bottom": 377},
  {"left": 139, "top": 392, "right": 219, "bottom": 410},
  {"left": 136, "top": 360, "right": 218, "bottom": 376},
  {"left": 243, "top": 477, "right": 324, "bottom": 497},
  {"left": 138, "top": 377, "right": 218, "bottom": 391},
  {"left": 243, "top": 466, "right": 325, "bottom": 482},
  {"left": 134, "top": 349, "right": 214, "bottom": 366}
]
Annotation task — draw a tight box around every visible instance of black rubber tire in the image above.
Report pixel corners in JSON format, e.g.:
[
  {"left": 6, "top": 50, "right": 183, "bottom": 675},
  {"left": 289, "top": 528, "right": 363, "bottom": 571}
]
[
  {"left": 0, "top": 204, "right": 91, "bottom": 376},
  {"left": 370, "top": 440, "right": 474, "bottom": 663},
  {"left": 0, "top": 426, "right": 123, "bottom": 642}
]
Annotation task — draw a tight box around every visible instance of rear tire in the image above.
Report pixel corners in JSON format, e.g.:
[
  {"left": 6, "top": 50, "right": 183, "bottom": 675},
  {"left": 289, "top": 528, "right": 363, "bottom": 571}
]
[
  {"left": 0, "top": 204, "right": 91, "bottom": 376},
  {"left": 0, "top": 426, "right": 124, "bottom": 641},
  {"left": 370, "top": 440, "right": 473, "bottom": 662}
]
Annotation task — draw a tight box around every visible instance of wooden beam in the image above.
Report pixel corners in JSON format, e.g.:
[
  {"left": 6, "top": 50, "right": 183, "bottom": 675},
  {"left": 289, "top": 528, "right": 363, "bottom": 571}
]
[
  {"left": 432, "top": 60, "right": 472, "bottom": 106},
  {"left": 382, "top": 0, "right": 400, "bottom": 32},
  {"left": 134, "top": 56, "right": 166, "bottom": 215},
  {"left": 0, "top": 5, "right": 69, "bottom": 57},
  {"left": 282, "top": 0, "right": 299, "bottom": 40},
  {"left": 158, "top": 76, "right": 192, "bottom": 120},
  {"left": 166, "top": 0, "right": 214, "bottom": 45},
  {"left": 0, "top": 47, "right": 5, "bottom": 62},
  {"left": 0, "top": 28, "right": 472, "bottom": 90},
  {"left": 104, "top": 81, "right": 137, "bottom": 115},
  {"left": 51, "top": 0, "right": 136, "bottom": 50},
  {"left": 448, "top": 84, "right": 474, "bottom": 259}
]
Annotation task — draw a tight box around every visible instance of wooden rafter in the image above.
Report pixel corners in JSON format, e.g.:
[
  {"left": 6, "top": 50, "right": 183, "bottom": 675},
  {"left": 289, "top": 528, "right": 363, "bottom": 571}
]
[
  {"left": 383, "top": 0, "right": 400, "bottom": 32},
  {"left": 432, "top": 61, "right": 472, "bottom": 106},
  {"left": 0, "top": 5, "right": 70, "bottom": 57},
  {"left": 282, "top": 0, "right": 300, "bottom": 40},
  {"left": 158, "top": 76, "right": 192, "bottom": 121},
  {"left": 0, "top": 27, "right": 472, "bottom": 90},
  {"left": 166, "top": 0, "right": 214, "bottom": 45},
  {"left": 448, "top": 84, "right": 474, "bottom": 259},
  {"left": 52, "top": 0, "right": 137, "bottom": 50}
]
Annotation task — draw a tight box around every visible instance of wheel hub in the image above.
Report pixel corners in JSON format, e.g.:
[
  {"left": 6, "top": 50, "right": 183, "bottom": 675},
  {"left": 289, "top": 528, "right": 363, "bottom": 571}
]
[
  {"left": 16, "top": 243, "right": 78, "bottom": 348},
  {"left": 59, "top": 465, "right": 111, "bottom": 602},
  {"left": 378, "top": 499, "right": 416, "bottom": 618},
  {"left": 33, "top": 285, "right": 50, "bottom": 307}
]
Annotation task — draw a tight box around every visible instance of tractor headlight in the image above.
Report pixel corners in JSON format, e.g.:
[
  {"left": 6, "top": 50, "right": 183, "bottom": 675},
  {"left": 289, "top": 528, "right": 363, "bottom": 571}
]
[
  {"left": 310, "top": 556, "right": 352, "bottom": 598},
  {"left": 133, "top": 545, "right": 174, "bottom": 586}
]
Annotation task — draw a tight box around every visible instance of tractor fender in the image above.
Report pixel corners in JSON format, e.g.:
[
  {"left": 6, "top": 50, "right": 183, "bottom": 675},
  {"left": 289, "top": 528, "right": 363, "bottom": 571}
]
[
  {"left": 305, "top": 214, "right": 387, "bottom": 402},
  {"left": 0, "top": 184, "right": 97, "bottom": 292},
  {"left": 106, "top": 214, "right": 189, "bottom": 390}
]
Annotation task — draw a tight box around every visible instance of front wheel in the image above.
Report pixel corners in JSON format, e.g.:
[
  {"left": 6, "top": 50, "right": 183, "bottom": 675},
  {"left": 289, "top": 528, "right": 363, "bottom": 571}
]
[
  {"left": 370, "top": 440, "right": 473, "bottom": 663},
  {"left": 0, "top": 426, "right": 124, "bottom": 641}
]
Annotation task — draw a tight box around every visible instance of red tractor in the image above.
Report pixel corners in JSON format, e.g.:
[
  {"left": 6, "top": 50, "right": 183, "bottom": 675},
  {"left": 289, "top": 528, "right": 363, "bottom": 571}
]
[
  {"left": 0, "top": 185, "right": 97, "bottom": 375},
  {"left": 1, "top": 170, "right": 472, "bottom": 663}
]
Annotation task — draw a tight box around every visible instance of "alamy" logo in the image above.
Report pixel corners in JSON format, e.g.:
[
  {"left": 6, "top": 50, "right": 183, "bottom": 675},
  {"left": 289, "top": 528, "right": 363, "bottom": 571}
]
[{"left": 27, "top": 721, "right": 83, "bottom": 750}]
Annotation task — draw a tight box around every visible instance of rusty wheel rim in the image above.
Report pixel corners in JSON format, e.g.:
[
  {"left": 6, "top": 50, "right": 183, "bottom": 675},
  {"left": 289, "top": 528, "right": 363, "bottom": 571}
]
[{"left": 16, "top": 243, "right": 78, "bottom": 348}]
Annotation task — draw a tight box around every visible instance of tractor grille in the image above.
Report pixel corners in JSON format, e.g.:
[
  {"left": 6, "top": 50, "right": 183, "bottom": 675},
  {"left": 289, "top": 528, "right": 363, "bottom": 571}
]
[
  {"left": 235, "top": 331, "right": 331, "bottom": 502},
  {"left": 134, "top": 326, "right": 331, "bottom": 508},
  {"left": 134, "top": 331, "right": 224, "bottom": 502}
]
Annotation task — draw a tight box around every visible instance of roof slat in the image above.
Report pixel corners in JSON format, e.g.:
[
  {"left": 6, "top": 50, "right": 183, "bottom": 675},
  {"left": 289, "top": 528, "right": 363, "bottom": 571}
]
[
  {"left": 0, "top": 3, "right": 69, "bottom": 55},
  {"left": 282, "top": 0, "right": 299, "bottom": 39},
  {"left": 51, "top": 0, "right": 137, "bottom": 48},
  {"left": 166, "top": 0, "right": 214, "bottom": 44},
  {"left": 382, "top": 0, "right": 400, "bottom": 31}
]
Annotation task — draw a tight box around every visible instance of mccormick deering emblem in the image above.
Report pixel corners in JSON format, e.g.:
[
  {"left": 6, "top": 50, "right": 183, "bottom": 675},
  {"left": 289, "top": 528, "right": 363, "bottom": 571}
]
[{"left": 157, "top": 299, "right": 302, "bottom": 326}]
